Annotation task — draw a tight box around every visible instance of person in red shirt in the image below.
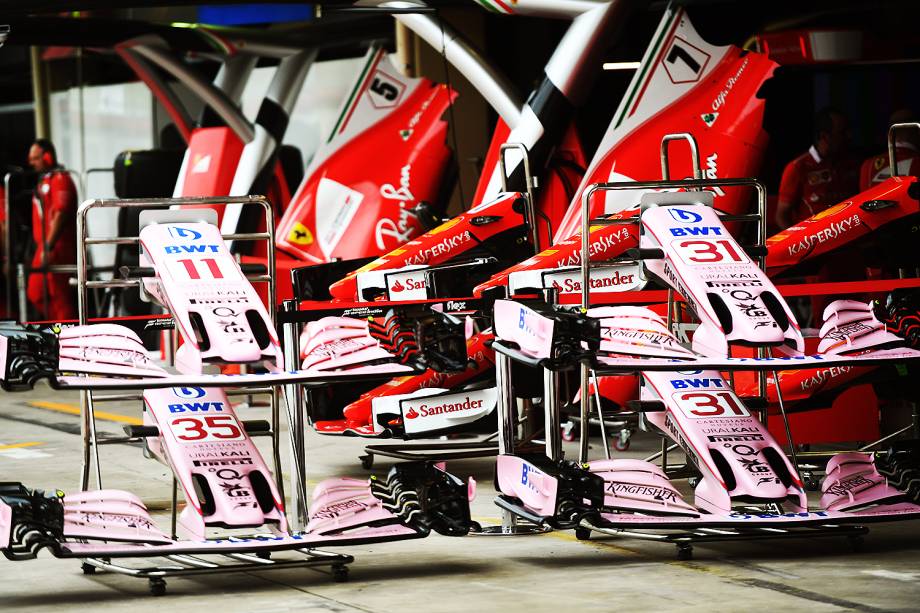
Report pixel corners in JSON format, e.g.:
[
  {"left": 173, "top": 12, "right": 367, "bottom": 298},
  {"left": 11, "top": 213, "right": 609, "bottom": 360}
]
[
  {"left": 859, "top": 109, "right": 920, "bottom": 191},
  {"left": 26, "top": 139, "right": 77, "bottom": 321},
  {"left": 776, "top": 107, "right": 858, "bottom": 229}
]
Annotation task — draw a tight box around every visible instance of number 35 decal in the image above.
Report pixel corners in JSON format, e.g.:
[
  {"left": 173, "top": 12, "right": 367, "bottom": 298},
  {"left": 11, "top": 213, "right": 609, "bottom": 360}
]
[
  {"left": 171, "top": 415, "right": 244, "bottom": 442},
  {"left": 673, "top": 391, "right": 750, "bottom": 418}
]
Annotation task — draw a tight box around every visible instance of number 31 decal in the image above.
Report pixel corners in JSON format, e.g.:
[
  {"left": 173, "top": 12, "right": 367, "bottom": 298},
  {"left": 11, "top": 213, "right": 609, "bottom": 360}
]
[
  {"left": 675, "top": 239, "right": 744, "bottom": 265},
  {"left": 673, "top": 391, "right": 750, "bottom": 418}
]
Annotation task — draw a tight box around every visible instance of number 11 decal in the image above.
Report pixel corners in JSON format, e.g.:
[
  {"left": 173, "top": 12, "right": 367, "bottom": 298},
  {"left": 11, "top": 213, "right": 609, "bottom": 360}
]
[{"left": 178, "top": 258, "right": 224, "bottom": 280}]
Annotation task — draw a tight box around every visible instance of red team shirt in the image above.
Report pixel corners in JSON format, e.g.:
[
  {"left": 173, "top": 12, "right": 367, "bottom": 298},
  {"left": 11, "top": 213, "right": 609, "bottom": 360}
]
[
  {"left": 778, "top": 145, "right": 858, "bottom": 225},
  {"left": 27, "top": 171, "right": 77, "bottom": 320},
  {"left": 859, "top": 142, "right": 920, "bottom": 191}
]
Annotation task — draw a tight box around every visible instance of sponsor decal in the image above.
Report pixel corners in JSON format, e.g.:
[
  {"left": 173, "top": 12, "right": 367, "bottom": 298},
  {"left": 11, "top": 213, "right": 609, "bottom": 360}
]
[
  {"left": 312, "top": 499, "right": 368, "bottom": 520},
  {"left": 405, "top": 396, "right": 485, "bottom": 419},
  {"left": 787, "top": 213, "right": 861, "bottom": 256},
  {"left": 703, "top": 154, "right": 726, "bottom": 196},
  {"left": 520, "top": 462, "right": 543, "bottom": 494},
  {"left": 168, "top": 227, "right": 202, "bottom": 241},
  {"left": 670, "top": 377, "right": 725, "bottom": 389},
  {"left": 376, "top": 164, "right": 418, "bottom": 249},
  {"left": 606, "top": 482, "right": 678, "bottom": 503},
  {"left": 367, "top": 70, "right": 406, "bottom": 109},
  {"left": 800, "top": 366, "right": 852, "bottom": 392},
  {"left": 167, "top": 401, "right": 226, "bottom": 414},
  {"left": 668, "top": 208, "right": 703, "bottom": 224},
  {"left": 165, "top": 244, "right": 221, "bottom": 254},
  {"left": 557, "top": 228, "right": 632, "bottom": 267},
  {"left": 825, "top": 475, "right": 876, "bottom": 497},
  {"left": 707, "top": 433, "right": 765, "bottom": 442},
  {"left": 549, "top": 269, "right": 637, "bottom": 294},
  {"left": 729, "top": 511, "right": 828, "bottom": 520},
  {"left": 670, "top": 226, "right": 723, "bottom": 237},
  {"left": 174, "top": 387, "right": 206, "bottom": 399},
  {"left": 710, "top": 57, "right": 748, "bottom": 112},
  {"left": 287, "top": 222, "right": 314, "bottom": 246},
  {"left": 701, "top": 112, "right": 718, "bottom": 127}
]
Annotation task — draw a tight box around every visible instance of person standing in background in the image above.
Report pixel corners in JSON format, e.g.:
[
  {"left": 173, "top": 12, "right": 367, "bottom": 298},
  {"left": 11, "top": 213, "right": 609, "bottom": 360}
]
[
  {"left": 860, "top": 109, "right": 920, "bottom": 191},
  {"left": 775, "top": 107, "right": 858, "bottom": 229},
  {"left": 26, "top": 138, "right": 77, "bottom": 321}
]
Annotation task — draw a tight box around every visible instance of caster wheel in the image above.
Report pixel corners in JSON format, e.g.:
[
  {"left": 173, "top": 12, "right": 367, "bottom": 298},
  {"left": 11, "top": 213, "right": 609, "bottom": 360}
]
[
  {"left": 676, "top": 545, "right": 693, "bottom": 561},
  {"left": 561, "top": 425, "right": 575, "bottom": 443},
  {"left": 614, "top": 439, "right": 630, "bottom": 452},
  {"left": 360, "top": 455, "right": 374, "bottom": 470},
  {"left": 332, "top": 565, "right": 349, "bottom": 583},
  {"left": 688, "top": 477, "right": 700, "bottom": 489},
  {"left": 848, "top": 535, "right": 865, "bottom": 553},
  {"left": 81, "top": 562, "right": 97, "bottom": 575},
  {"left": 149, "top": 578, "right": 167, "bottom": 597},
  {"left": 575, "top": 527, "right": 591, "bottom": 541},
  {"left": 256, "top": 552, "right": 271, "bottom": 560}
]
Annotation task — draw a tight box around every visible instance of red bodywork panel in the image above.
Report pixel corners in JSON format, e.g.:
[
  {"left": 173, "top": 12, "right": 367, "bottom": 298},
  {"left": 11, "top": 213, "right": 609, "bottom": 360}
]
[
  {"left": 329, "top": 192, "right": 526, "bottom": 301},
  {"left": 766, "top": 176, "right": 919, "bottom": 274},
  {"left": 553, "top": 48, "right": 776, "bottom": 242},
  {"left": 316, "top": 332, "right": 495, "bottom": 433},
  {"left": 276, "top": 83, "right": 455, "bottom": 264},
  {"left": 176, "top": 127, "right": 245, "bottom": 222}
]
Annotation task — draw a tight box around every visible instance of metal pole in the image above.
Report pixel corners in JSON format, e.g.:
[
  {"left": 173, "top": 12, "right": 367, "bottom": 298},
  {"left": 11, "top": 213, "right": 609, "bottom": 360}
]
[
  {"left": 16, "top": 264, "right": 26, "bottom": 321},
  {"left": 4, "top": 172, "right": 13, "bottom": 317},
  {"left": 495, "top": 350, "right": 517, "bottom": 531},
  {"left": 30, "top": 46, "right": 50, "bottom": 138},
  {"left": 543, "top": 367, "right": 562, "bottom": 461},
  {"left": 772, "top": 370, "right": 802, "bottom": 482},
  {"left": 282, "top": 300, "right": 309, "bottom": 530}
]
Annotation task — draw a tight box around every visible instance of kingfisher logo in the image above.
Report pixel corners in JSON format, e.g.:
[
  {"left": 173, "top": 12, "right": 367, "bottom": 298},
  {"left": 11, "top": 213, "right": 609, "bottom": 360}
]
[
  {"left": 173, "top": 387, "right": 206, "bottom": 399},
  {"left": 668, "top": 208, "right": 703, "bottom": 224},
  {"left": 168, "top": 226, "right": 202, "bottom": 240}
]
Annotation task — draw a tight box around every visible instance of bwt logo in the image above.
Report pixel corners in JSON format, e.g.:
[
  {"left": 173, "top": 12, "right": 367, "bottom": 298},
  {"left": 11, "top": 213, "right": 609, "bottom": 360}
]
[
  {"left": 167, "top": 401, "right": 225, "bottom": 413},
  {"left": 670, "top": 226, "right": 722, "bottom": 237},
  {"left": 165, "top": 244, "right": 220, "bottom": 254},
  {"left": 671, "top": 377, "right": 724, "bottom": 389},
  {"left": 168, "top": 226, "right": 202, "bottom": 241},
  {"left": 668, "top": 208, "right": 703, "bottom": 224},
  {"left": 520, "top": 463, "right": 542, "bottom": 493},
  {"left": 173, "top": 387, "right": 206, "bottom": 399}
]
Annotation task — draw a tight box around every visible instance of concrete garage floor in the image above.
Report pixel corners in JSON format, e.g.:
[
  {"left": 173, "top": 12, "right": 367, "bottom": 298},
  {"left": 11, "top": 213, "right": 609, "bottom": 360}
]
[{"left": 2, "top": 385, "right": 920, "bottom": 611}]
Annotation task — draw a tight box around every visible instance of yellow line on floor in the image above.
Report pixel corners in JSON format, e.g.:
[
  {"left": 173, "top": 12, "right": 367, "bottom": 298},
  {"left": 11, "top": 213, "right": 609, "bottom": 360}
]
[
  {"left": 0, "top": 441, "right": 42, "bottom": 451},
  {"left": 27, "top": 401, "right": 143, "bottom": 426}
]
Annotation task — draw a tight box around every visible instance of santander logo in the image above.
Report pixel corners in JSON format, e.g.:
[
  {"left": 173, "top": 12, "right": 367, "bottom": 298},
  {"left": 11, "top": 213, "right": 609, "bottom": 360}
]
[
  {"left": 391, "top": 280, "right": 405, "bottom": 292},
  {"left": 404, "top": 407, "right": 420, "bottom": 419}
]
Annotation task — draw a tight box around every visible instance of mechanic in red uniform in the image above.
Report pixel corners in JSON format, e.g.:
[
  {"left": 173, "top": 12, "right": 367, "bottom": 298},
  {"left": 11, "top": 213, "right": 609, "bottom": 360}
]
[
  {"left": 776, "top": 107, "right": 858, "bottom": 229},
  {"left": 859, "top": 109, "right": 920, "bottom": 191},
  {"left": 26, "top": 139, "right": 77, "bottom": 321}
]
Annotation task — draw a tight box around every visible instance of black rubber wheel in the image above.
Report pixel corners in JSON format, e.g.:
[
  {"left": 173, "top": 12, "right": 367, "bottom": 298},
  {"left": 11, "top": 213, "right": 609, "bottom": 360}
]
[
  {"left": 332, "top": 565, "right": 349, "bottom": 583},
  {"left": 81, "top": 562, "right": 97, "bottom": 575},
  {"left": 575, "top": 527, "right": 592, "bottom": 541},
  {"left": 149, "top": 578, "right": 167, "bottom": 597},
  {"left": 676, "top": 545, "right": 693, "bottom": 561},
  {"left": 360, "top": 455, "right": 374, "bottom": 470},
  {"left": 256, "top": 552, "right": 271, "bottom": 560},
  {"left": 804, "top": 475, "right": 821, "bottom": 492}
]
